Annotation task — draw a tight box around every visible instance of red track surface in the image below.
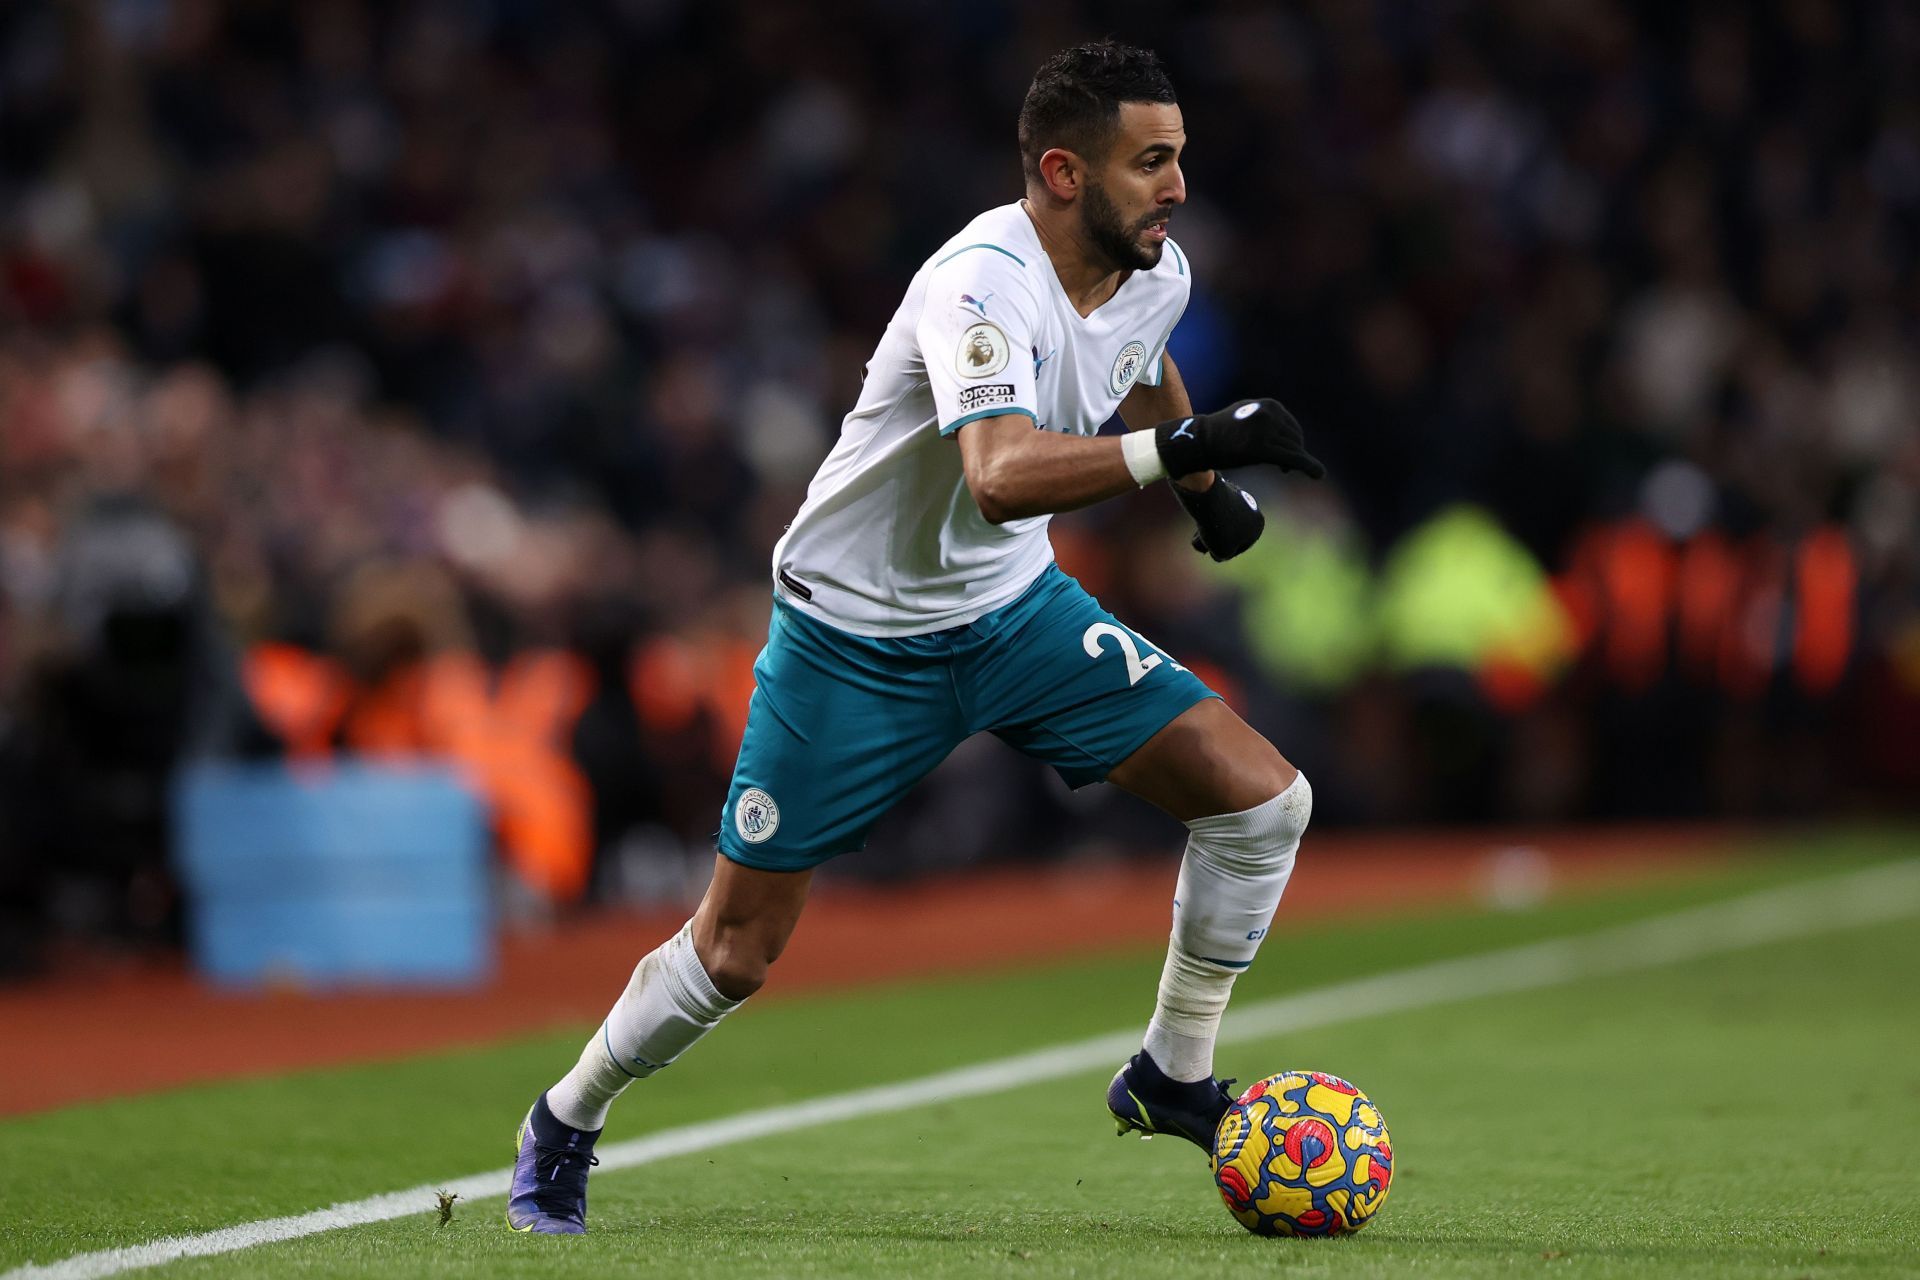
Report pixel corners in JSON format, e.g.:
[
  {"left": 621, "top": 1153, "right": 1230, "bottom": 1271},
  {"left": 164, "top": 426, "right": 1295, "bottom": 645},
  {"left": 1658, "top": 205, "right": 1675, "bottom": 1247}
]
[{"left": 0, "top": 827, "right": 1731, "bottom": 1116}]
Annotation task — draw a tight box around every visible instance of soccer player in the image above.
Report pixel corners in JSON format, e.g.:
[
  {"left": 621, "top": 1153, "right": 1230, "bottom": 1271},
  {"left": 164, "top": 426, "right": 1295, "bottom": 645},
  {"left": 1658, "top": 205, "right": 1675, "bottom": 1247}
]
[{"left": 508, "top": 39, "right": 1324, "bottom": 1233}]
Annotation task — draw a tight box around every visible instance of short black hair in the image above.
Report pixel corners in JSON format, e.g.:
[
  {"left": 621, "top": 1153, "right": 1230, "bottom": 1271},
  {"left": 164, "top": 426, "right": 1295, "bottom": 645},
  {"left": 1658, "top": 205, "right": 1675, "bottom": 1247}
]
[{"left": 1017, "top": 40, "right": 1176, "bottom": 187}]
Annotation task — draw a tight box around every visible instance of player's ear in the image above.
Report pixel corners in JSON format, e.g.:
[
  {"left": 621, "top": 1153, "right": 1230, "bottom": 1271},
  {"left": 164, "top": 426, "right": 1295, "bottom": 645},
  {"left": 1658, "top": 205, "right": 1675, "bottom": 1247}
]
[{"left": 1038, "top": 147, "right": 1082, "bottom": 202}]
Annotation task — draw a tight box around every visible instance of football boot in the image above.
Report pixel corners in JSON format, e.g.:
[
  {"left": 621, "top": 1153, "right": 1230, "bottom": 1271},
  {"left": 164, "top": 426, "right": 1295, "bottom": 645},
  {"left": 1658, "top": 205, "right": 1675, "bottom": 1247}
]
[
  {"left": 506, "top": 1093, "right": 601, "bottom": 1234},
  {"left": 1106, "top": 1050, "right": 1236, "bottom": 1151}
]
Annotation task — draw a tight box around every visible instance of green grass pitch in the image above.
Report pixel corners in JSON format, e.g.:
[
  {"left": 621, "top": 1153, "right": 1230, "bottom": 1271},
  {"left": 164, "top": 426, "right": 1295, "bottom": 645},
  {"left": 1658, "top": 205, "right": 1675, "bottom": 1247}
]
[{"left": 3, "top": 834, "right": 1917, "bottom": 1278}]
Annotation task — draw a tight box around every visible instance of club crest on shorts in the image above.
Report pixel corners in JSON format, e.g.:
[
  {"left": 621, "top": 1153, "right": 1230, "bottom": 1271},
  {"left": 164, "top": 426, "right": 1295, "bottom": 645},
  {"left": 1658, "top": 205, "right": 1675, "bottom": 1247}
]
[
  {"left": 735, "top": 788, "right": 780, "bottom": 844},
  {"left": 956, "top": 321, "right": 1011, "bottom": 378},
  {"left": 1109, "top": 339, "right": 1148, "bottom": 396}
]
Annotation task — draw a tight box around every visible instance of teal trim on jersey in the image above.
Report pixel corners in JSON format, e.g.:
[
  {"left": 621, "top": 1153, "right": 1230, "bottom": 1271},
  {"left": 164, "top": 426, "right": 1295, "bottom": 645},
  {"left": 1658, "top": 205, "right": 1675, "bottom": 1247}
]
[
  {"left": 935, "top": 242, "right": 1027, "bottom": 269},
  {"left": 1167, "top": 239, "right": 1187, "bottom": 276},
  {"left": 938, "top": 405, "right": 1037, "bottom": 437}
]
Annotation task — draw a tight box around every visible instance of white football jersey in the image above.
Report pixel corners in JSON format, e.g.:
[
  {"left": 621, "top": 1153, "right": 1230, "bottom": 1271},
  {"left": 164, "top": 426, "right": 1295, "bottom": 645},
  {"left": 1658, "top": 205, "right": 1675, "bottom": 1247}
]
[{"left": 772, "top": 201, "right": 1191, "bottom": 636}]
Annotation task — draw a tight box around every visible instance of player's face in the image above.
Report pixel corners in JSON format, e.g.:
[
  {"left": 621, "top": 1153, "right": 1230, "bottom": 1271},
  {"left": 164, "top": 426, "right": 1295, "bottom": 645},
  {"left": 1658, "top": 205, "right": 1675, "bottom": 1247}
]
[{"left": 1082, "top": 101, "right": 1186, "bottom": 272}]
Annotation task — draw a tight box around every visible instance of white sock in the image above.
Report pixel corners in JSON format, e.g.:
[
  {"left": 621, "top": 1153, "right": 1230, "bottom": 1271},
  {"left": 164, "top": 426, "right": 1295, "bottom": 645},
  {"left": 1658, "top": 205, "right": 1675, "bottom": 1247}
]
[
  {"left": 547, "top": 921, "right": 741, "bottom": 1131},
  {"left": 1143, "top": 773, "right": 1311, "bottom": 1082}
]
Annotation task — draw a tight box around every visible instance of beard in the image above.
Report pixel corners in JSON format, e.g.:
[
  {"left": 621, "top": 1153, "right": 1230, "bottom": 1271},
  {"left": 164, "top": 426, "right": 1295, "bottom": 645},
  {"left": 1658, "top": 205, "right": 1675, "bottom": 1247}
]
[{"left": 1082, "top": 179, "right": 1165, "bottom": 272}]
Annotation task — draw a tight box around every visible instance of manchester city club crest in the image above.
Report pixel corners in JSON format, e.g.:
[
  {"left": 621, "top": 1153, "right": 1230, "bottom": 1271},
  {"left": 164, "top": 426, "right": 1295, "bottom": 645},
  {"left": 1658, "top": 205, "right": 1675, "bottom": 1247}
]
[
  {"left": 735, "top": 787, "right": 780, "bottom": 844},
  {"left": 1109, "top": 339, "right": 1148, "bottom": 396}
]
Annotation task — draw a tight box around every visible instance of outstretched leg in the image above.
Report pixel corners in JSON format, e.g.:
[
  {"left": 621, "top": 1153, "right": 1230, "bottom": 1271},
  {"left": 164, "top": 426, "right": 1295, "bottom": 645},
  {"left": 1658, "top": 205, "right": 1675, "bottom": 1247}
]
[
  {"left": 507, "top": 856, "right": 811, "bottom": 1233},
  {"left": 551, "top": 855, "right": 811, "bottom": 1127},
  {"left": 507, "top": 585, "right": 969, "bottom": 1232},
  {"left": 1103, "top": 697, "right": 1310, "bottom": 1147}
]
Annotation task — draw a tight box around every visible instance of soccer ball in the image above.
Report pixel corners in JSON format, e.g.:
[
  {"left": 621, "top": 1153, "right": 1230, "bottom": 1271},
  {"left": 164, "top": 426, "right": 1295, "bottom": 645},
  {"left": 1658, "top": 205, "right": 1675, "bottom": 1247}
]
[{"left": 1210, "top": 1070, "right": 1393, "bottom": 1237}]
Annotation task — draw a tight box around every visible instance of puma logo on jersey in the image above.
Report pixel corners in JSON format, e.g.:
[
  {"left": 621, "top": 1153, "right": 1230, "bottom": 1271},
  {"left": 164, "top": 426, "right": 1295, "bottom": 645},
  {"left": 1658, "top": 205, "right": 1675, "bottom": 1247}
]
[{"left": 958, "top": 292, "right": 994, "bottom": 317}]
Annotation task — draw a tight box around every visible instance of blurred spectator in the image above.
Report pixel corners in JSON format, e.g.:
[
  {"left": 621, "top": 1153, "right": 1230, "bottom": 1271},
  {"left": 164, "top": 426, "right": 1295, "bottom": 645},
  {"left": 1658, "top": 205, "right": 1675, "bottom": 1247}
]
[{"left": 0, "top": 493, "right": 256, "bottom": 966}]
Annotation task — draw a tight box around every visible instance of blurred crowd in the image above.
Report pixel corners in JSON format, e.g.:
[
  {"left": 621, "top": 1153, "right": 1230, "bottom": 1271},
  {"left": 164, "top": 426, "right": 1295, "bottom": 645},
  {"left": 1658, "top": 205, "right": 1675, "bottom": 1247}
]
[{"left": 2, "top": 0, "right": 1918, "bottom": 961}]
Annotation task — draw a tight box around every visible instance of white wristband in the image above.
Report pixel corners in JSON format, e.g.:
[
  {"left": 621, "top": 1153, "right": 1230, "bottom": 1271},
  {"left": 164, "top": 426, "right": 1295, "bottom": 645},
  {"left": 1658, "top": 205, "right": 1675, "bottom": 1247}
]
[{"left": 1121, "top": 429, "right": 1169, "bottom": 486}]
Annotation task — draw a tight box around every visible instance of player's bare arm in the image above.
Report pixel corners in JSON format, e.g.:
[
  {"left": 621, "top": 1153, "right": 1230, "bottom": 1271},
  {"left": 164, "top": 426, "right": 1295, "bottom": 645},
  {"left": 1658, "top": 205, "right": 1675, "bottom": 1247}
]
[
  {"left": 954, "top": 412, "right": 1141, "bottom": 523},
  {"left": 954, "top": 383, "right": 1324, "bottom": 529},
  {"left": 950, "top": 350, "right": 1216, "bottom": 523}
]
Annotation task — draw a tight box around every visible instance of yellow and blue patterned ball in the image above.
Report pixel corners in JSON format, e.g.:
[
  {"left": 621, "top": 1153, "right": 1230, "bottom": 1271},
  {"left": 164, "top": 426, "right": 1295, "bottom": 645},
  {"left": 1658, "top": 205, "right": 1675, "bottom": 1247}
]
[{"left": 1210, "top": 1070, "right": 1394, "bottom": 1237}]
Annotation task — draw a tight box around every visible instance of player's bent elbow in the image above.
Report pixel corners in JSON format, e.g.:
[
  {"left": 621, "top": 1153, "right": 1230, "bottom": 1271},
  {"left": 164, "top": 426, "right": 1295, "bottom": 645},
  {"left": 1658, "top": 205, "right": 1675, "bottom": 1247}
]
[
  {"left": 970, "top": 480, "right": 1013, "bottom": 525},
  {"left": 962, "top": 457, "right": 1018, "bottom": 524},
  {"left": 956, "top": 415, "right": 1032, "bottom": 524},
  {"left": 972, "top": 471, "right": 1040, "bottom": 524}
]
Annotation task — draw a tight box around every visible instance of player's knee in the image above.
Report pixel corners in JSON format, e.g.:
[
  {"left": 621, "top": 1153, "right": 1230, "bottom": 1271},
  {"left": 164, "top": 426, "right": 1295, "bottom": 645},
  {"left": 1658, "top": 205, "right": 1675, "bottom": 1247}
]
[
  {"left": 697, "top": 926, "right": 781, "bottom": 1000},
  {"left": 1186, "top": 770, "right": 1311, "bottom": 876},
  {"left": 701, "top": 950, "right": 766, "bottom": 1001},
  {"left": 1269, "top": 769, "right": 1311, "bottom": 845},
  {"left": 1251, "top": 755, "right": 1302, "bottom": 814}
]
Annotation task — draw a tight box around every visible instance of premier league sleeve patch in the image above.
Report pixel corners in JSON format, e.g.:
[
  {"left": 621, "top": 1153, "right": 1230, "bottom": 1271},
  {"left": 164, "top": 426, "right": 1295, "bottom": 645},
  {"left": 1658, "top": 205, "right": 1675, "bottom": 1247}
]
[
  {"left": 956, "top": 322, "right": 1011, "bottom": 378},
  {"left": 918, "top": 261, "right": 1040, "bottom": 435}
]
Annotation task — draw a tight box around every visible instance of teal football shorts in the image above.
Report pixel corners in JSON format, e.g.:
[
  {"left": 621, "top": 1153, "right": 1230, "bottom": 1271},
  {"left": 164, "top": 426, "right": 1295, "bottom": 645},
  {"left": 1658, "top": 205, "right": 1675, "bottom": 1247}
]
[{"left": 716, "top": 563, "right": 1218, "bottom": 871}]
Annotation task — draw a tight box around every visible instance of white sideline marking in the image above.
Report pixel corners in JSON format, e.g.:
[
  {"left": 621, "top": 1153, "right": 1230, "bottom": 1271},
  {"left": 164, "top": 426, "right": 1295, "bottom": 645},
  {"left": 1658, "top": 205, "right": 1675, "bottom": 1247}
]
[{"left": 10, "top": 859, "right": 1920, "bottom": 1280}]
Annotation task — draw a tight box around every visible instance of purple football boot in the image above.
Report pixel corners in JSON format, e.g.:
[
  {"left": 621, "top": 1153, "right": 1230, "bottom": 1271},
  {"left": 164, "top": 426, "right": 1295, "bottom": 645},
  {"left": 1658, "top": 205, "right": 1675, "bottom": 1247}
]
[
  {"left": 506, "top": 1092, "right": 602, "bottom": 1234},
  {"left": 1106, "top": 1050, "right": 1236, "bottom": 1151}
]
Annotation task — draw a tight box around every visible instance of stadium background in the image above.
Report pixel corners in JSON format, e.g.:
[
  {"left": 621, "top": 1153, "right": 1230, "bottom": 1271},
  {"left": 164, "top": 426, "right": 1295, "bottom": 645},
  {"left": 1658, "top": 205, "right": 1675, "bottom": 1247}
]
[{"left": 1, "top": 0, "right": 1917, "bottom": 976}]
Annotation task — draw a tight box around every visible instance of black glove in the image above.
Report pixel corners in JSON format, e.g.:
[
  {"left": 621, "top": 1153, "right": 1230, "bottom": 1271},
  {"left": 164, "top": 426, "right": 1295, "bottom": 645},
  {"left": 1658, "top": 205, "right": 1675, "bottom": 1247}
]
[
  {"left": 1173, "top": 476, "right": 1265, "bottom": 562},
  {"left": 1153, "top": 398, "right": 1326, "bottom": 481}
]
